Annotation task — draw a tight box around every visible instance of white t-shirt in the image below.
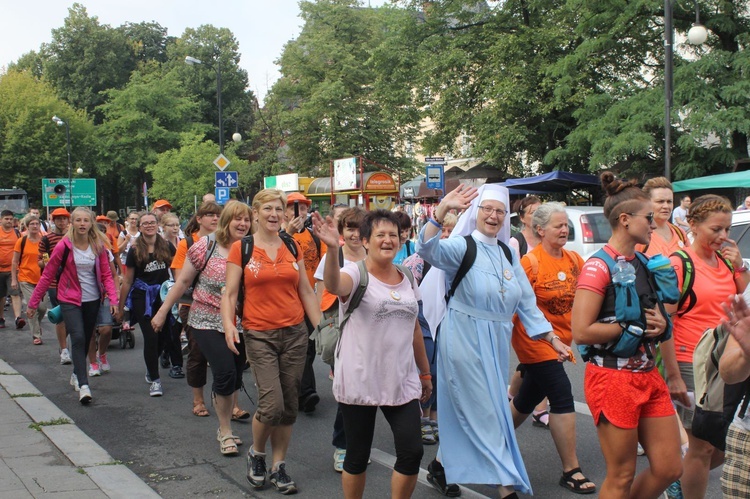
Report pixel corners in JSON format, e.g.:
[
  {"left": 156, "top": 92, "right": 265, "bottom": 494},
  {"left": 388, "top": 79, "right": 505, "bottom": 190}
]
[
  {"left": 73, "top": 245, "right": 100, "bottom": 302},
  {"left": 672, "top": 206, "right": 689, "bottom": 228},
  {"left": 333, "top": 262, "right": 422, "bottom": 406}
]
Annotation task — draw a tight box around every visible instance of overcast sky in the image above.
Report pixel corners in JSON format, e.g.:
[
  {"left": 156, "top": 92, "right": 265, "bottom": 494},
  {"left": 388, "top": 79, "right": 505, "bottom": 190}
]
[{"left": 0, "top": 0, "right": 387, "bottom": 101}]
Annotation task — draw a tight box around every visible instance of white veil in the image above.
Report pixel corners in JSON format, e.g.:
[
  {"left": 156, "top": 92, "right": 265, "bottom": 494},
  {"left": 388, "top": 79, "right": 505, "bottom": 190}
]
[{"left": 419, "top": 183, "right": 511, "bottom": 336}]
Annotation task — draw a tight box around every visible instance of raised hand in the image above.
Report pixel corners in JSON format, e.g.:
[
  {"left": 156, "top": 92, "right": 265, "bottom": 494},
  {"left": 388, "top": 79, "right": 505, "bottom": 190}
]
[
  {"left": 721, "top": 239, "right": 744, "bottom": 270},
  {"left": 440, "top": 184, "right": 479, "bottom": 212},
  {"left": 312, "top": 212, "right": 340, "bottom": 247}
]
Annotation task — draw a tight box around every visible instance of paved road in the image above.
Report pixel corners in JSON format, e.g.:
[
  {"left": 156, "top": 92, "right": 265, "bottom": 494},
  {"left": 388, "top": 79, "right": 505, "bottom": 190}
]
[{"left": 0, "top": 316, "right": 722, "bottom": 498}]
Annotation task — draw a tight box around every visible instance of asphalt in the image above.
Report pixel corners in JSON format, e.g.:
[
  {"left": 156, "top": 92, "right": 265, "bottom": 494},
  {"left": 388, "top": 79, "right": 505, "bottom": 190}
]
[{"left": 0, "top": 357, "right": 159, "bottom": 498}]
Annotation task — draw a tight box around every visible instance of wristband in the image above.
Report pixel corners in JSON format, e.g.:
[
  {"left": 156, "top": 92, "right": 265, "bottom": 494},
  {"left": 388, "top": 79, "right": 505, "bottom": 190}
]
[
  {"left": 428, "top": 218, "right": 442, "bottom": 229},
  {"left": 548, "top": 334, "right": 561, "bottom": 343},
  {"left": 419, "top": 373, "right": 432, "bottom": 380},
  {"left": 735, "top": 264, "right": 748, "bottom": 277}
]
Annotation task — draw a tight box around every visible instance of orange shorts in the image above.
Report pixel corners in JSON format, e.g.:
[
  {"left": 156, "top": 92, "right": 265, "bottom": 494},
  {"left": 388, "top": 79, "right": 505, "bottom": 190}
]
[{"left": 584, "top": 363, "right": 675, "bottom": 429}]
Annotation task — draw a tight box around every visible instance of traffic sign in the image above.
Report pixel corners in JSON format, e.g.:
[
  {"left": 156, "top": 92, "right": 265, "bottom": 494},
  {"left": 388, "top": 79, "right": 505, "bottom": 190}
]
[
  {"left": 425, "top": 156, "right": 446, "bottom": 163},
  {"left": 215, "top": 187, "right": 230, "bottom": 205},
  {"left": 213, "top": 154, "right": 231, "bottom": 171},
  {"left": 426, "top": 165, "right": 444, "bottom": 190},
  {"left": 42, "top": 178, "right": 97, "bottom": 207},
  {"left": 215, "top": 171, "right": 239, "bottom": 189}
]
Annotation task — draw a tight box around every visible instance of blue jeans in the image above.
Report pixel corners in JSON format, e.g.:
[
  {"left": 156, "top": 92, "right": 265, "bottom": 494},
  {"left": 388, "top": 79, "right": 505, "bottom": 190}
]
[{"left": 61, "top": 300, "right": 101, "bottom": 387}]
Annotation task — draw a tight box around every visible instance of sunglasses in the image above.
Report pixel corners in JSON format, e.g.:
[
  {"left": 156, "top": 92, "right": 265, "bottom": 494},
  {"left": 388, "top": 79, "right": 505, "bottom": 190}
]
[{"left": 626, "top": 212, "right": 655, "bottom": 224}]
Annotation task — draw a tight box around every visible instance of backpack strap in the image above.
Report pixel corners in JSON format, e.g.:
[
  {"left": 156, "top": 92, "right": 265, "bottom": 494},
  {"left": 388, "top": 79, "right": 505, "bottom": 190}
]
[
  {"left": 448, "top": 236, "right": 513, "bottom": 301},
  {"left": 395, "top": 264, "right": 416, "bottom": 288},
  {"left": 19, "top": 235, "right": 27, "bottom": 261},
  {"left": 513, "top": 232, "right": 527, "bottom": 256},
  {"left": 13, "top": 228, "right": 20, "bottom": 238},
  {"left": 524, "top": 252, "right": 539, "bottom": 284},
  {"left": 338, "top": 245, "right": 344, "bottom": 269},
  {"left": 279, "top": 230, "right": 299, "bottom": 260},
  {"left": 189, "top": 234, "right": 217, "bottom": 289},
  {"left": 674, "top": 250, "right": 732, "bottom": 317},
  {"left": 56, "top": 244, "right": 70, "bottom": 283}
]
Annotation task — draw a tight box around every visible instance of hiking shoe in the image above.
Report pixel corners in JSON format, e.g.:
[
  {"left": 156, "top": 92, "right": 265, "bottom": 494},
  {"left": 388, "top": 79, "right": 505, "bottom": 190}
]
[
  {"left": 333, "top": 448, "right": 346, "bottom": 473},
  {"left": 665, "top": 480, "right": 684, "bottom": 499},
  {"left": 160, "top": 351, "right": 171, "bottom": 368},
  {"left": 427, "top": 459, "right": 461, "bottom": 497},
  {"left": 60, "top": 348, "right": 72, "bottom": 365},
  {"left": 299, "top": 392, "right": 320, "bottom": 413},
  {"left": 246, "top": 450, "right": 267, "bottom": 488},
  {"left": 149, "top": 380, "right": 163, "bottom": 397},
  {"left": 15, "top": 317, "right": 25, "bottom": 329},
  {"left": 70, "top": 373, "right": 80, "bottom": 392},
  {"left": 88, "top": 362, "right": 101, "bottom": 377},
  {"left": 98, "top": 353, "right": 110, "bottom": 373},
  {"left": 145, "top": 373, "right": 154, "bottom": 383},
  {"left": 270, "top": 463, "right": 297, "bottom": 495},
  {"left": 79, "top": 384, "right": 92, "bottom": 404},
  {"left": 422, "top": 417, "right": 437, "bottom": 445},
  {"left": 169, "top": 366, "right": 185, "bottom": 379}
]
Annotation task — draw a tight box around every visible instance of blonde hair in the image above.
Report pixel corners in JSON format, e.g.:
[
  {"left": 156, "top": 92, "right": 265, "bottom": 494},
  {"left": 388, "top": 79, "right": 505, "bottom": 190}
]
[
  {"left": 215, "top": 200, "right": 253, "bottom": 246},
  {"left": 66, "top": 207, "right": 108, "bottom": 255},
  {"left": 160, "top": 213, "right": 179, "bottom": 228},
  {"left": 252, "top": 189, "right": 286, "bottom": 211}
]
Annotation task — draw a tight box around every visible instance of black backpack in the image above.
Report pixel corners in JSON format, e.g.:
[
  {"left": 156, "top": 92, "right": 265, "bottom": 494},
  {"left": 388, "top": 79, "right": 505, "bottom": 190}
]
[{"left": 236, "top": 232, "right": 299, "bottom": 319}]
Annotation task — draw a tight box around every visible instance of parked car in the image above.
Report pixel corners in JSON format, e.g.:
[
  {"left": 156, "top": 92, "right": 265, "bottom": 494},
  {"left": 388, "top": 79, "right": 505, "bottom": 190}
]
[
  {"left": 731, "top": 210, "right": 750, "bottom": 267},
  {"left": 511, "top": 205, "right": 610, "bottom": 260}
]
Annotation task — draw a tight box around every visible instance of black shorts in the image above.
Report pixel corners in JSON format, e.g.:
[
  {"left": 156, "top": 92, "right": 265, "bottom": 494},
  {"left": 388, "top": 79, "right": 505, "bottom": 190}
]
[{"left": 512, "top": 359, "right": 575, "bottom": 414}]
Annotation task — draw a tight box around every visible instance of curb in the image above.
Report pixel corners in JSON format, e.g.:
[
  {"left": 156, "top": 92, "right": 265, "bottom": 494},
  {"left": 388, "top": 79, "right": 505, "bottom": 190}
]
[{"left": 0, "top": 358, "right": 159, "bottom": 498}]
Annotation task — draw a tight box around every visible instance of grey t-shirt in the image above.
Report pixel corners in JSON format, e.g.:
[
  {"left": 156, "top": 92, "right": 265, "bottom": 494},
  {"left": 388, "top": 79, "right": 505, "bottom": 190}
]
[{"left": 73, "top": 245, "right": 100, "bottom": 302}]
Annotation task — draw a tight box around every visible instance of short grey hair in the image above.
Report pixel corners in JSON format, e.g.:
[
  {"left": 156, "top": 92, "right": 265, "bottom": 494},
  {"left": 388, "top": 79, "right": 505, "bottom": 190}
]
[{"left": 531, "top": 202, "right": 567, "bottom": 233}]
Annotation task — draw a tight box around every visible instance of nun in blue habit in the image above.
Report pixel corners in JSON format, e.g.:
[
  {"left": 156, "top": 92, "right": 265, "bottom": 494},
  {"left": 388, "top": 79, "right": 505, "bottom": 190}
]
[{"left": 418, "top": 184, "right": 567, "bottom": 498}]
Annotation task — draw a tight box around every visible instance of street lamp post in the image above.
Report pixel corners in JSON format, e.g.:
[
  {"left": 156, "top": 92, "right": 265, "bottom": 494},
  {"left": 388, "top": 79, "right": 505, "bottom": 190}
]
[
  {"left": 51, "top": 116, "right": 73, "bottom": 208},
  {"left": 186, "top": 54, "right": 225, "bottom": 154},
  {"left": 664, "top": 1, "right": 708, "bottom": 180}
]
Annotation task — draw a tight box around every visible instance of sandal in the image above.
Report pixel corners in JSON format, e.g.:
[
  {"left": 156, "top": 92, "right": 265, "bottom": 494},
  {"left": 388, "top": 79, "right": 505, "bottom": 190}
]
[
  {"left": 532, "top": 410, "right": 550, "bottom": 429},
  {"left": 33, "top": 338, "right": 43, "bottom": 345},
  {"left": 559, "top": 467, "right": 596, "bottom": 495},
  {"left": 192, "top": 402, "right": 210, "bottom": 417},
  {"left": 216, "top": 429, "right": 239, "bottom": 456},
  {"left": 231, "top": 407, "right": 250, "bottom": 421}
]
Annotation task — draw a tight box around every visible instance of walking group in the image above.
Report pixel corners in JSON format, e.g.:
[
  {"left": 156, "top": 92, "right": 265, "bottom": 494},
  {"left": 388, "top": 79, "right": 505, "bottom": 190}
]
[{"left": 6, "top": 174, "right": 750, "bottom": 498}]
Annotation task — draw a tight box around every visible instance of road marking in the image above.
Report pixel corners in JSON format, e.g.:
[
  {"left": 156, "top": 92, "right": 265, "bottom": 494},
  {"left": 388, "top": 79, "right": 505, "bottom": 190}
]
[{"left": 370, "top": 448, "right": 491, "bottom": 498}]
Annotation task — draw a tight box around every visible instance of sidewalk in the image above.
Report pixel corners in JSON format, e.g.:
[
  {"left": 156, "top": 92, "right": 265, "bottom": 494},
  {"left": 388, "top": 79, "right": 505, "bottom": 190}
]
[{"left": 0, "top": 358, "right": 159, "bottom": 498}]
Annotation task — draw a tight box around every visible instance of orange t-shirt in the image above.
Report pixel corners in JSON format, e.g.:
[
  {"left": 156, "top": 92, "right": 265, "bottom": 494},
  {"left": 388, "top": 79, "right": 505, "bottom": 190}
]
[
  {"left": 636, "top": 223, "right": 689, "bottom": 257},
  {"left": 228, "top": 238, "right": 305, "bottom": 332},
  {"left": 0, "top": 228, "right": 20, "bottom": 272},
  {"left": 512, "top": 245, "right": 584, "bottom": 364},
  {"left": 14, "top": 236, "right": 41, "bottom": 284},
  {"left": 291, "top": 228, "right": 327, "bottom": 287},
  {"left": 670, "top": 248, "right": 736, "bottom": 363},
  {"left": 171, "top": 233, "right": 199, "bottom": 270},
  {"left": 105, "top": 225, "right": 120, "bottom": 254}
]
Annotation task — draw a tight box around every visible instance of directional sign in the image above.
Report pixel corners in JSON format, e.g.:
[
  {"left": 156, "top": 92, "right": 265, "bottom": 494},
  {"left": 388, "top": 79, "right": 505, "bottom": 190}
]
[
  {"left": 213, "top": 154, "right": 231, "bottom": 171},
  {"left": 426, "top": 165, "right": 445, "bottom": 190},
  {"left": 425, "top": 156, "right": 446, "bottom": 164},
  {"left": 215, "top": 187, "right": 230, "bottom": 205},
  {"left": 42, "top": 178, "right": 97, "bottom": 207},
  {"left": 215, "top": 171, "right": 239, "bottom": 189}
]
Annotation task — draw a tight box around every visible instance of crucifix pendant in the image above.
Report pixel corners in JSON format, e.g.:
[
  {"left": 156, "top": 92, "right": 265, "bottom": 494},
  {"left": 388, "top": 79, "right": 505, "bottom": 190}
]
[{"left": 500, "top": 287, "right": 506, "bottom": 296}]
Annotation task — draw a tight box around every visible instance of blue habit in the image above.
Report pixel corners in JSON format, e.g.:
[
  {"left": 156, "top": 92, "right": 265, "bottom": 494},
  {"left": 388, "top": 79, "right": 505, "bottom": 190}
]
[{"left": 418, "top": 230, "right": 552, "bottom": 494}]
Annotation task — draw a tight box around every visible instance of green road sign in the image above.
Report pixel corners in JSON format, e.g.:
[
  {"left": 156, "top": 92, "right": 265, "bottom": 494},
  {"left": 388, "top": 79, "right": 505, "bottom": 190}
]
[{"left": 42, "top": 178, "right": 97, "bottom": 207}]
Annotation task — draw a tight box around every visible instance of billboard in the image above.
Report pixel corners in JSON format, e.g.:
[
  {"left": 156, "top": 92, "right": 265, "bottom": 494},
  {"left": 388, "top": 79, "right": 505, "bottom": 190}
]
[{"left": 333, "top": 157, "right": 357, "bottom": 191}]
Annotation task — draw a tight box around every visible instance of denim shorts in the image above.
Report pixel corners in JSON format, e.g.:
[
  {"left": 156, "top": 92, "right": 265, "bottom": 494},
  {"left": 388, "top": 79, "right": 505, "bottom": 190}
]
[{"left": 96, "top": 298, "right": 113, "bottom": 327}]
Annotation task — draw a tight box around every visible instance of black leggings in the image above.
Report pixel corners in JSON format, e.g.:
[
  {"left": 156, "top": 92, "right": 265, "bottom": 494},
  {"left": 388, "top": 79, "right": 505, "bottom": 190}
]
[
  {"left": 340, "top": 399, "right": 423, "bottom": 475},
  {"left": 131, "top": 293, "right": 166, "bottom": 382},
  {"left": 190, "top": 326, "right": 244, "bottom": 396}
]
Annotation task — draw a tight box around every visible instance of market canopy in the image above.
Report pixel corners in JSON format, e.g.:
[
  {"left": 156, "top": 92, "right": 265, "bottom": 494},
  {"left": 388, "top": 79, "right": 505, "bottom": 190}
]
[
  {"left": 672, "top": 171, "right": 750, "bottom": 193},
  {"left": 504, "top": 171, "right": 601, "bottom": 193}
]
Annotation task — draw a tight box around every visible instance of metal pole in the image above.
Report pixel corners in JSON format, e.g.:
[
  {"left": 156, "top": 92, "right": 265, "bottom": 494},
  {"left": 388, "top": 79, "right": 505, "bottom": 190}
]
[
  {"left": 65, "top": 122, "right": 73, "bottom": 208},
  {"left": 664, "top": 0, "right": 673, "bottom": 181},
  {"left": 216, "top": 63, "right": 224, "bottom": 155}
]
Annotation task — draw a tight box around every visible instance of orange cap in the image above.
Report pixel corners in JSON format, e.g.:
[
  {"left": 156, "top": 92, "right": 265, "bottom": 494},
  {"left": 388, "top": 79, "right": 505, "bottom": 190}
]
[
  {"left": 153, "top": 199, "right": 172, "bottom": 210},
  {"left": 286, "top": 192, "right": 311, "bottom": 206},
  {"left": 50, "top": 208, "right": 70, "bottom": 218}
]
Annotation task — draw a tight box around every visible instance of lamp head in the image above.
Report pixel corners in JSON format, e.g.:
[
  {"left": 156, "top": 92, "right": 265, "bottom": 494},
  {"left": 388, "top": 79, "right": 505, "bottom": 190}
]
[
  {"left": 232, "top": 132, "right": 242, "bottom": 143},
  {"left": 185, "top": 55, "right": 203, "bottom": 65},
  {"left": 52, "top": 116, "right": 65, "bottom": 126},
  {"left": 688, "top": 24, "right": 708, "bottom": 45},
  {"left": 76, "top": 167, "right": 83, "bottom": 174}
]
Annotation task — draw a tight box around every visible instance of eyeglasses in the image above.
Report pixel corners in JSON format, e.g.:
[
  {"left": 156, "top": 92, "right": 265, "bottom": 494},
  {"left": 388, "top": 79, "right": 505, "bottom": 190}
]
[
  {"left": 479, "top": 205, "right": 509, "bottom": 217},
  {"left": 164, "top": 223, "right": 180, "bottom": 228},
  {"left": 627, "top": 212, "right": 655, "bottom": 224},
  {"left": 139, "top": 221, "right": 157, "bottom": 227}
]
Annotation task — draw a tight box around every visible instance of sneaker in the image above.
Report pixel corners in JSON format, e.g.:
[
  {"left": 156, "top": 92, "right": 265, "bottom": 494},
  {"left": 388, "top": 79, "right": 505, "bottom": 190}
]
[
  {"left": 145, "top": 373, "right": 154, "bottom": 384},
  {"left": 246, "top": 450, "right": 267, "bottom": 488},
  {"left": 169, "top": 366, "right": 185, "bottom": 379},
  {"left": 328, "top": 368, "right": 334, "bottom": 381},
  {"left": 15, "top": 316, "right": 25, "bottom": 329},
  {"left": 430, "top": 420, "right": 439, "bottom": 441},
  {"left": 637, "top": 442, "right": 645, "bottom": 456},
  {"left": 665, "top": 480, "right": 684, "bottom": 499},
  {"left": 60, "top": 348, "right": 72, "bottom": 365},
  {"left": 160, "top": 351, "right": 171, "bottom": 369},
  {"left": 269, "top": 463, "right": 297, "bottom": 495},
  {"left": 98, "top": 353, "right": 110, "bottom": 373},
  {"left": 78, "top": 384, "right": 92, "bottom": 404},
  {"left": 421, "top": 417, "right": 437, "bottom": 445},
  {"left": 149, "top": 380, "right": 163, "bottom": 397},
  {"left": 70, "top": 373, "right": 80, "bottom": 392},
  {"left": 299, "top": 392, "right": 320, "bottom": 413},
  {"left": 88, "top": 362, "right": 101, "bottom": 377},
  {"left": 0, "top": 317, "right": 6, "bottom": 328},
  {"left": 427, "top": 459, "right": 461, "bottom": 497},
  {"left": 333, "top": 448, "right": 346, "bottom": 473}
]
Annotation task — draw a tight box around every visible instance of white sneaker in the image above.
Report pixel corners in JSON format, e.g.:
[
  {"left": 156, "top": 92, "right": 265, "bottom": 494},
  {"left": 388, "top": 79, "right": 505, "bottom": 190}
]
[
  {"left": 60, "top": 348, "right": 72, "bottom": 365},
  {"left": 70, "top": 373, "right": 80, "bottom": 392},
  {"left": 149, "top": 380, "right": 163, "bottom": 397},
  {"left": 78, "top": 384, "right": 92, "bottom": 404},
  {"left": 88, "top": 363, "right": 101, "bottom": 377},
  {"left": 97, "top": 353, "right": 110, "bottom": 373}
]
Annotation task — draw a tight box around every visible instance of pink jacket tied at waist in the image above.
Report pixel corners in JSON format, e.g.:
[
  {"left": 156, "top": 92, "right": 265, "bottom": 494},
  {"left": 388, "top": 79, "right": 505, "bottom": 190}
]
[{"left": 28, "top": 237, "right": 118, "bottom": 309}]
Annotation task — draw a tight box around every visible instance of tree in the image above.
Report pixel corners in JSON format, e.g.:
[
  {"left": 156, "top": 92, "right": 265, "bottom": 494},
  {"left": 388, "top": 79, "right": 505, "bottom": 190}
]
[{"left": 0, "top": 71, "right": 96, "bottom": 204}]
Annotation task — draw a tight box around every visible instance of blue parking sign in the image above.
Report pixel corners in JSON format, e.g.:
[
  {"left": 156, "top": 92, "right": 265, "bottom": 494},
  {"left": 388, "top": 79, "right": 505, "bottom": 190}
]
[
  {"left": 215, "top": 171, "right": 239, "bottom": 188},
  {"left": 215, "top": 187, "right": 230, "bottom": 205}
]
